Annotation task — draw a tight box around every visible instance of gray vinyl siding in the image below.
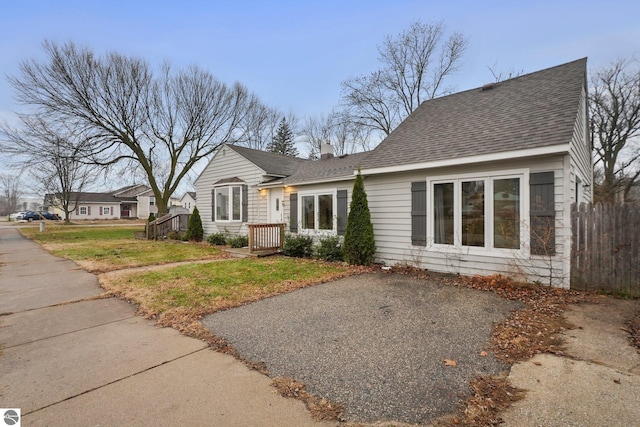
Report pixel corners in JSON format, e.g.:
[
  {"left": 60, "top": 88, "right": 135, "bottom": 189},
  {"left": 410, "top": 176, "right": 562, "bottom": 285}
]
[
  {"left": 194, "top": 147, "right": 266, "bottom": 237},
  {"left": 363, "top": 156, "right": 570, "bottom": 287},
  {"left": 569, "top": 84, "right": 593, "bottom": 204}
]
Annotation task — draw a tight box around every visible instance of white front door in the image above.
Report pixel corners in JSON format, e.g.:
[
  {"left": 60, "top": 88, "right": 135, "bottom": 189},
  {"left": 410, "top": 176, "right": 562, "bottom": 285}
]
[{"left": 269, "top": 188, "right": 283, "bottom": 223}]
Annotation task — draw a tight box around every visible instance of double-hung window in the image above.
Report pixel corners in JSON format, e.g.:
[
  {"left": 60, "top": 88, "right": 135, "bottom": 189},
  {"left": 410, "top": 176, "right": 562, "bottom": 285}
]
[
  {"left": 430, "top": 172, "right": 524, "bottom": 251},
  {"left": 300, "top": 191, "right": 335, "bottom": 232},
  {"left": 215, "top": 186, "right": 242, "bottom": 221}
]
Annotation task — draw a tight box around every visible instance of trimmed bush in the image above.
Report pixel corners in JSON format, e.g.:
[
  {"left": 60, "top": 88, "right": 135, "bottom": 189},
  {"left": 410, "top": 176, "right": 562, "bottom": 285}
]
[
  {"left": 227, "top": 234, "right": 249, "bottom": 248},
  {"left": 343, "top": 171, "right": 376, "bottom": 265},
  {"left": 283, "top": 234, "right": 314, "bottom": 258},
  {"left": 166, "top": 230, "right": 182, "bottom": 240},
  {"left": 185, "top": 207, "right": 204, "bottom": 242},
  {"left": 315, "top": 235, "right": 343, "bottom": 262},
  {"left": 207, "top": 232, "right": 227, "bottom": 245}
]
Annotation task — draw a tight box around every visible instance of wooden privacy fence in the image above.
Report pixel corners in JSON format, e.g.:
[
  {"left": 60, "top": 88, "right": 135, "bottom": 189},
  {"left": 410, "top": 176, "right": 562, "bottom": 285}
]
[
  {"left": 571, "top": 202, "right": 640, "bottom": 296},
  {"left": 147, "top": 213, "right": 191, "bottom": 240},
  {"left": 248, "top": 223, "right": 285, "bottom": 253}
]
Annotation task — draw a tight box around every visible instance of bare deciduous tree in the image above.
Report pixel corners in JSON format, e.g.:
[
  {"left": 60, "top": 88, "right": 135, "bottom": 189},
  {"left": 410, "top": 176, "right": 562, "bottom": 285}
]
[
  {"left": 0, "top": 116, "right": 97, "bottom": 223},
  {"left": 301, "top": 111, "right": 373, "bottom": 159},
  {"left": 487, "top": 62, "right": 524, "bottom": 83},
  {"left": 590, "top": 58, "right": 640, "bottom": 203},
  {"left": 341, "top": 20, "right": 468, "bottom": 136},
  {"left": 7, "top": 41, "right": 256, "bottom": 215},
  {"left": 236, "top": 101, "right": 281, "bottom": 150},
  {"left": 1, "top": 173, "right": 21, "bottom": 215},
  {"left": 301, "top": 114, "right": 333, "bottom": 159}
]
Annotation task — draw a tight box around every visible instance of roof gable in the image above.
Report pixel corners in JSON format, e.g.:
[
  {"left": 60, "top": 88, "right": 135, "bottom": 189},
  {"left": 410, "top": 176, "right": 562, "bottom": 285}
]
[
  {"left": 112, "top": 184, "right": 151, "bottom": 197},
  {"left": 361, "top": 58, "right": 587, "bottom": 171}
]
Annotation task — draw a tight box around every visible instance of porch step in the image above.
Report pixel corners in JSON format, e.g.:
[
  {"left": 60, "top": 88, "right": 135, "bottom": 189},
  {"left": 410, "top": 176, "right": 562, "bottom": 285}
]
[{"left": 223, "top": 248, "right": 282, "bottom": 258}]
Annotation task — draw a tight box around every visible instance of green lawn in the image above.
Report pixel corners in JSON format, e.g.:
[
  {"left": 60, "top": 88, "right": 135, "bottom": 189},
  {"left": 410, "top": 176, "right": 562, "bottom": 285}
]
[
  {"left": 102, "top": 257, "right": 351, "bottom": 317},
  {"left": 21, "top": 225, "right": 224, "bottom": 272},
  {"left": 21, "top": 225, "right": 356, "bottom": 324}
]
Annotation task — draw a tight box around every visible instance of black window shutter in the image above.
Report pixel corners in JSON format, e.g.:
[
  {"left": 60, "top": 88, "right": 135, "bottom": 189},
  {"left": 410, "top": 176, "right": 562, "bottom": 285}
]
[
  {"left": 211, "top": 189, "right": 215, "bottom": 222},
  {"left": 289, "top": 193, "right": 298, "bottom": 233},
  {"left": 411, "top": 181, "right": 427, "bottom": 246},
  {"left": 337, "top": 189, "right": 348, "bottom": 235},
  {"left": 530, "top": 172, "right": 555, "bottom": 255},
  {"left": 242, "top": 185, "right": 248, "bottom": 222}
]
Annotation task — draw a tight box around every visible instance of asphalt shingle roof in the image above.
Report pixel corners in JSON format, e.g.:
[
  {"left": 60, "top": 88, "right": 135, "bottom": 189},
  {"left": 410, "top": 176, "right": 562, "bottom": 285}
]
[
  {"left": 282, "top": 152, "right": 370, "bottom": 185},
  {"left": 54, "top": 192, "right": 123, "bottom": 203},
  {"left": 226, "top": 144, "right": 309, "bottom": 176},
  {"left": 360, "top": 58, "right": 587, "bottom": 170}
]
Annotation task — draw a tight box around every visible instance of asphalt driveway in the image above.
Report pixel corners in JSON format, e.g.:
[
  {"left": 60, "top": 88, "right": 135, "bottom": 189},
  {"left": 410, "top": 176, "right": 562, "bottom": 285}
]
[{"left": 203, "top": 272, "right": 522, "bottom": 425}]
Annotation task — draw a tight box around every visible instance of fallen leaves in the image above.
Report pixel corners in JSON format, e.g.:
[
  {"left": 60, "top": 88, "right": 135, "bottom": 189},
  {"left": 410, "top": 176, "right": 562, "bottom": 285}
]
[
  {"left": 445, "top": 274, "right": 600, "bottom": 363},
  {"left": 444, "top": 358, "right": 458, "bottom": 367},
  {"left": 272, "top": 377, "right": 345, "bottom": 421},
  {"left": 627, "top": 311, "right": 640, "bottom": 351}
]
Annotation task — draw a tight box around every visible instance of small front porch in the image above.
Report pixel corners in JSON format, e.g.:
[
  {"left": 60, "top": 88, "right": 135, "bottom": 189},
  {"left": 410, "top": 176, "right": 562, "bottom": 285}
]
[{"left": 223, "top": 223, "right": 284, "bottom": 257}]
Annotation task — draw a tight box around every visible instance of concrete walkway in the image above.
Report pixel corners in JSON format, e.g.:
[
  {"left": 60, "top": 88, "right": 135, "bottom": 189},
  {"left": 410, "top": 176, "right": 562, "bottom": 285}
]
[
  {"left": 501, "top": 297, "right": 640, "bottom": 427},
  {"left": 0, "top": 227, "right": 332, "bottom": 426}
]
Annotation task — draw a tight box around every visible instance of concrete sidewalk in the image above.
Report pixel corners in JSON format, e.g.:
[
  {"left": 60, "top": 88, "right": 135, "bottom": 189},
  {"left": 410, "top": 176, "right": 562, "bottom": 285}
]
[
  {"left": 501, "top": 296, "right": 640, "bottom": 427},
  {"left": 0, "top": 227, "right": 332, "bottom": 426}
]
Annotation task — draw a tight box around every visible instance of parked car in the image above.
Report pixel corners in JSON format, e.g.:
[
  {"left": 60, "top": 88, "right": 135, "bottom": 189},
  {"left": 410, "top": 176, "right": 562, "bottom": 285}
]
[
  {"left": 9, "top": 211, "right": 26, "bottom": 221},
  {"left": 21, "top": 211, "right": 60, "bottom": 221}
]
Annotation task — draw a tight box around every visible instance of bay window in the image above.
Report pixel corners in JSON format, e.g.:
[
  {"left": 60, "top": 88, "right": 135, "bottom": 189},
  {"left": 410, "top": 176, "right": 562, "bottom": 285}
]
[{"left": 215, "top": 186, "right": 242, "bottom": 221}]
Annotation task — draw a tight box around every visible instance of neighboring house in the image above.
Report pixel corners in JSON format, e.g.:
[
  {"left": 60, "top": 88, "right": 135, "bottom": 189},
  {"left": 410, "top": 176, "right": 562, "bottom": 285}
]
[
  {"left": 45, "top": 184, "right": 154, "bottom": 220},
  {"left": 180, "top": 191, "right": 197, "bottom": 213},
  {"left": 14, "top": 195, "right": 43, "bottom": 212},
  {"left": 195, "top": 58, "right": 592, "bottom": 288}
]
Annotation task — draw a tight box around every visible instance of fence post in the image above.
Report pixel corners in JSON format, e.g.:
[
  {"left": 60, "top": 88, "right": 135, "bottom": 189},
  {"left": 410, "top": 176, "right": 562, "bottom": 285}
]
[
  {"left": 279, "top": 223, "right": 285, "bottom": 250},
  {"left": 248, "top": 224, "right": 255, "bottom": 253}
]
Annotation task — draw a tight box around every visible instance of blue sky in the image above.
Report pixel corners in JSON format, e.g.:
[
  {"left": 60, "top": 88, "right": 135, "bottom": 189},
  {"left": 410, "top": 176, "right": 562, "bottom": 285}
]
[{"left": 1, "top": 0, "right": 639, "bottom": 124}]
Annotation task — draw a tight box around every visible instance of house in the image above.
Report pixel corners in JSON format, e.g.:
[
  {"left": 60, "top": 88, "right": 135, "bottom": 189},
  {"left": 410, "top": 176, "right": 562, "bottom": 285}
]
[
  {"left": 195, "top": 58, "right": 592, "bottom": 287},
  {"left": 179, "top": 191, "right": 197, "bottom": 213},
  {"left": 195, "top": 144, "right": 308, "bottom": 236},
  {"left": 45, "top": 184, "right": 157, "bottom": 220}
]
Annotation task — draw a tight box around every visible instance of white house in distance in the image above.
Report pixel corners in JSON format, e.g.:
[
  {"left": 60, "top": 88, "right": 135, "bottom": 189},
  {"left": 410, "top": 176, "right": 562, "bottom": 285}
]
[
  {"left": 194, "top": 59, "right": 592, "bottom": 287},
  {"left": 45, "top": 184, "right": 157, "bottom": 220},
  {"left": 179, "top": 191, "right": 197, "bottom": 213}
]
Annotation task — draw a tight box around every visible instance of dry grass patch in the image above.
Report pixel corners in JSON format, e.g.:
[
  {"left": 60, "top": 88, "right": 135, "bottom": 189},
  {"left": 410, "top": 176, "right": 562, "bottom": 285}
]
[
  {"left": 100, "top": 256, "right": 354, "bottom": 325},
  {"left": 21, "top": 225, "right": 225, "bottom": 273}
]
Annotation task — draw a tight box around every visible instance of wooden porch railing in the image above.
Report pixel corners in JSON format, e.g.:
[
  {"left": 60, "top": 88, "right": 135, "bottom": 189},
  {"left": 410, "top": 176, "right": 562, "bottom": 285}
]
[
  {"left": 248, "top": 223, "right": 285, "bottom": 253},
  {"left": 147, "top": 213, "right": 191, "bottom": 240}
]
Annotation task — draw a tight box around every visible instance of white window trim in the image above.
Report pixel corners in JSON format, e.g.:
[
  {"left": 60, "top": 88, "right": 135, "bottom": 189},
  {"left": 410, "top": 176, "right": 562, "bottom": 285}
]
[
  {"left": 79, "top": 206, "right": 88, "bottom": 215},
  {"left": 298, "top": 189, "right": 337, "bottom": 234},
  {"left": 426, "top": 169, "right": 530, "bottom": 257},
  {"left": 214, "top": 185, "right": 243, "bottom": 222}
]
